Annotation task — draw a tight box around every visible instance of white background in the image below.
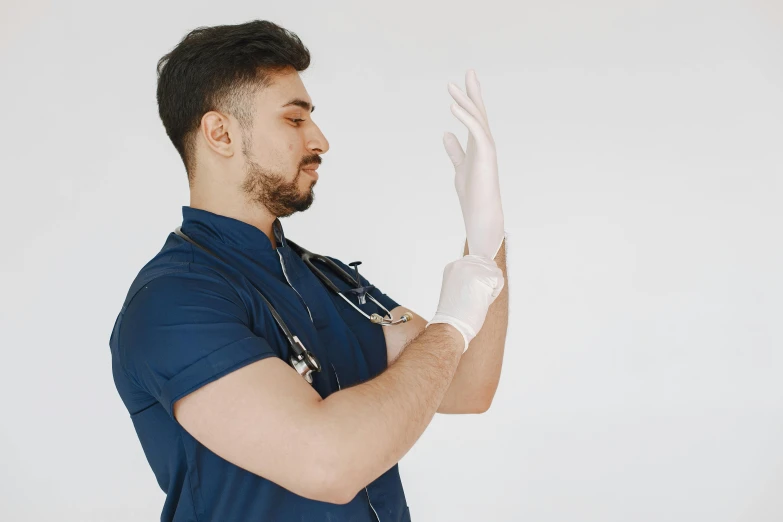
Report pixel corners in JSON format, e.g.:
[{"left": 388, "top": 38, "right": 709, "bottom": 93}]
[{"left": 1, "top": 0, "right": 782, "bottom": 520}]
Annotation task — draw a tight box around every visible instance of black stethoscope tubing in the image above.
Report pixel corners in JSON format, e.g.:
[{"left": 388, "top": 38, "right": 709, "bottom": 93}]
[{"left": 172, "top": 227, "right": 409, "bottom": 384}]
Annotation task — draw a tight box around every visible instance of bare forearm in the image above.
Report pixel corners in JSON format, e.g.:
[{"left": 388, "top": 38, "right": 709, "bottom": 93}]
[
  {"left": 315, "top": 322, "right": 464, "bottom": 499},
  {"left": 438, "top": 238, "right": 509, "bottom": 413}
]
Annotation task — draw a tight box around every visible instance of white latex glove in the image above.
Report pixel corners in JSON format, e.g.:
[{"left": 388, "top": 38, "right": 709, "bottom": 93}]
[
  {"left": 425, "top": 254, "right": 505, "bottom": 352},
  {"left": 444, "top": 69, "right": 506, "bottom": 260}
]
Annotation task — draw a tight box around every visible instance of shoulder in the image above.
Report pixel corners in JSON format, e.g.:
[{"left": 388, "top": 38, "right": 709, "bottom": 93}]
[
  {"left": 121, "top": 232, "right": 244, "bottom": 312},
  {"left": 116, "top": 250, "right": 252, "bottom": 373},
  {"left": 116, "top": 263, "right": 273, "bottom": 409}
]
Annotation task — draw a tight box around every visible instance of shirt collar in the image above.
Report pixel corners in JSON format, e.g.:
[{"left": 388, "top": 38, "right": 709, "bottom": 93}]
[{"left": 180, "top": 206, "right": 288, "bottom": 253}]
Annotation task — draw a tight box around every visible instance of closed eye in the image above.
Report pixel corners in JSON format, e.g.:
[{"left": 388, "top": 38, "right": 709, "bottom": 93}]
[{"left": 288, "top": 118, "right": 306, "bottom": 125}]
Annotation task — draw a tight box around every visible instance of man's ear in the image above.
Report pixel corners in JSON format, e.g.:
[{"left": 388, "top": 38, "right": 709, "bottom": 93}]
[{"left": 201, "top": 111, "right": 236, "bottom": 158}]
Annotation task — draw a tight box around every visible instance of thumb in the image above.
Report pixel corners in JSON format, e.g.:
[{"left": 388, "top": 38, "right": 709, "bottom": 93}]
[{"left": 443, "top": 132, "right": 465, "bottom": 167}]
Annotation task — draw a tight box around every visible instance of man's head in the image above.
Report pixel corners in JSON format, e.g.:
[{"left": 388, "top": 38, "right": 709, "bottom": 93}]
[{"left": 156, "top": 20, "right": 329, "bottom": 218}]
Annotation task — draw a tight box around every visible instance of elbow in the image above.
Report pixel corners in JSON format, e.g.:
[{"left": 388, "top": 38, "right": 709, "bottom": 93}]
[
  {"left": 303, "top": 429, "right": 363, "bottom": 505},
  {"left": 437, "top": 392, "right": 495, "bottom": 415},
  {"left": 305, "top": 402, "right": 381, "bottom": 504},
  {"left": 330, "top": 485, "right": 361, "bottom": 506},
  {"left": 461, "top": 399, "right": 490, "bottom": 414},
  {"left": 447, "top": 398, "right": 493, "bottom": 415},
  {"left": 310, "top": 460, "right": 362, "bottom": 505},
  {"left": 473, "top": 399, "right": 492, "bottom": 414},
  {"left": 470, "top": 391, "right": 495, "bottom": 414},
  {"left": 296, "top": 461, "right": 353, "bottom": 505},
  {"left": 473, "top": 383, "right": 500, "bottom": 413},
  {"left": 266, "top": 426, "right": 349, "bottom": 504}
]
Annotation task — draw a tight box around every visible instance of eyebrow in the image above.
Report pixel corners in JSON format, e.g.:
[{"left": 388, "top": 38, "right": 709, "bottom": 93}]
[{"left": 281, "top": 98, "right": 315, "bottom": 113}]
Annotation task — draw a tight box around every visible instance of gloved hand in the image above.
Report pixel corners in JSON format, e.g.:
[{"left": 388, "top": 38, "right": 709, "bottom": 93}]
[
  {"left": 443, "top": 69, "right": 506, "bottom": 260},
  {"left": 425, "top": 254, "right": 505, "bottom": 352}
]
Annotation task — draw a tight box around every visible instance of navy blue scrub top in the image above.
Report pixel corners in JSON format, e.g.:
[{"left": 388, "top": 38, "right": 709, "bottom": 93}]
[{"left": 109, "top": 206, "right": 411, "bottom": 522}]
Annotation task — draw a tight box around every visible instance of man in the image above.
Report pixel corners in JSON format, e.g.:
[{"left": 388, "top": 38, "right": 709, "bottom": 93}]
[{"left": 109, "top": 19, "right": 508, "bottom": 522}]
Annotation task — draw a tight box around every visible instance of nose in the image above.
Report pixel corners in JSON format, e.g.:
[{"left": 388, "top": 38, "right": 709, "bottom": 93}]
[{"left": 307, "top": 122, "right": 329, "bottom": 155}]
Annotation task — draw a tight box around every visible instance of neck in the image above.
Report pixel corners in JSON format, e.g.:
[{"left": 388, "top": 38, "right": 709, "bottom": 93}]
[{"left": 189, "top": 190, "right": 278, "bottom": 249}]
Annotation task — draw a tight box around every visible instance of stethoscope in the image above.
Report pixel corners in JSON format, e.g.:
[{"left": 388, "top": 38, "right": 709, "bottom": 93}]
[{"left": 173, "top": 227, "right": 411, "bottom": 384}]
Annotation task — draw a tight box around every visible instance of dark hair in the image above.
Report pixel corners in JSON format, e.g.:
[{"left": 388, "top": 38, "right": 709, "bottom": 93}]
[{"left": 156, "top": 20, "right": 310, "bottom": 183}]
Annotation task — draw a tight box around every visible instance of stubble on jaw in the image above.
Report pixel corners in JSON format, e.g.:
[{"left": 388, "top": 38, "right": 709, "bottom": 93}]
[{"left": 240, "top": 159, "right": 315, "bottom": 218}]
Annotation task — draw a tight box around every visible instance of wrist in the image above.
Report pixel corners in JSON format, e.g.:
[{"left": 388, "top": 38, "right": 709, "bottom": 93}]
[
  {"left": 463, "top": 229, "right": 508, "bottom": 260},
  {"left": 425, "top": 319, "right": 471, "bottom": 353},
  {"left": 491, "top": 230, "right": 508, "bottom": 259}
]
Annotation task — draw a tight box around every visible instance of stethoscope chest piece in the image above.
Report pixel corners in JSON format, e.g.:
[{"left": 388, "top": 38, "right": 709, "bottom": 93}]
[{"left": 289, "top": 335, "right": 322, "bottom": 384}]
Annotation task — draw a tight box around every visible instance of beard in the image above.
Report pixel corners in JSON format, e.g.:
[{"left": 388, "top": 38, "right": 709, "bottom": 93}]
[{"left": 240, "top": 154, "right": 316, "bottom": 218}]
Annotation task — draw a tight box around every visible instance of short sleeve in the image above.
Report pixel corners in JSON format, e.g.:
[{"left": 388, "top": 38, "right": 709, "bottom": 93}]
[
  {"left": 325, "top": 256, "right": 401, "bottom": 313},
  {"left": 118, "top": 268, "right": 278, "bottom": 419}
]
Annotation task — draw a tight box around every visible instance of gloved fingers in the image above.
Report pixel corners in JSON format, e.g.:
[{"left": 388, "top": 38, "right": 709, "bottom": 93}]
[
  {"left": 450, "top": 102, "right": 494, "bottom": 152},
  {"left": 448, "top": 81, "right": 491, "bottom": 140},
  {"left": 465, "top": 69, "right": 492, "bottom": 139},
  {"left": 476, "top": 260, "right": 505, "bottom": 298},
  {"left": 462, "top": 256, "right": 503, "bottom": 297},
  {"left": 442, "top": 131, "right": 465, "bottom": 167},
  {"left": 460, "top": 256, "right": 503, "bottom": 293}
]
